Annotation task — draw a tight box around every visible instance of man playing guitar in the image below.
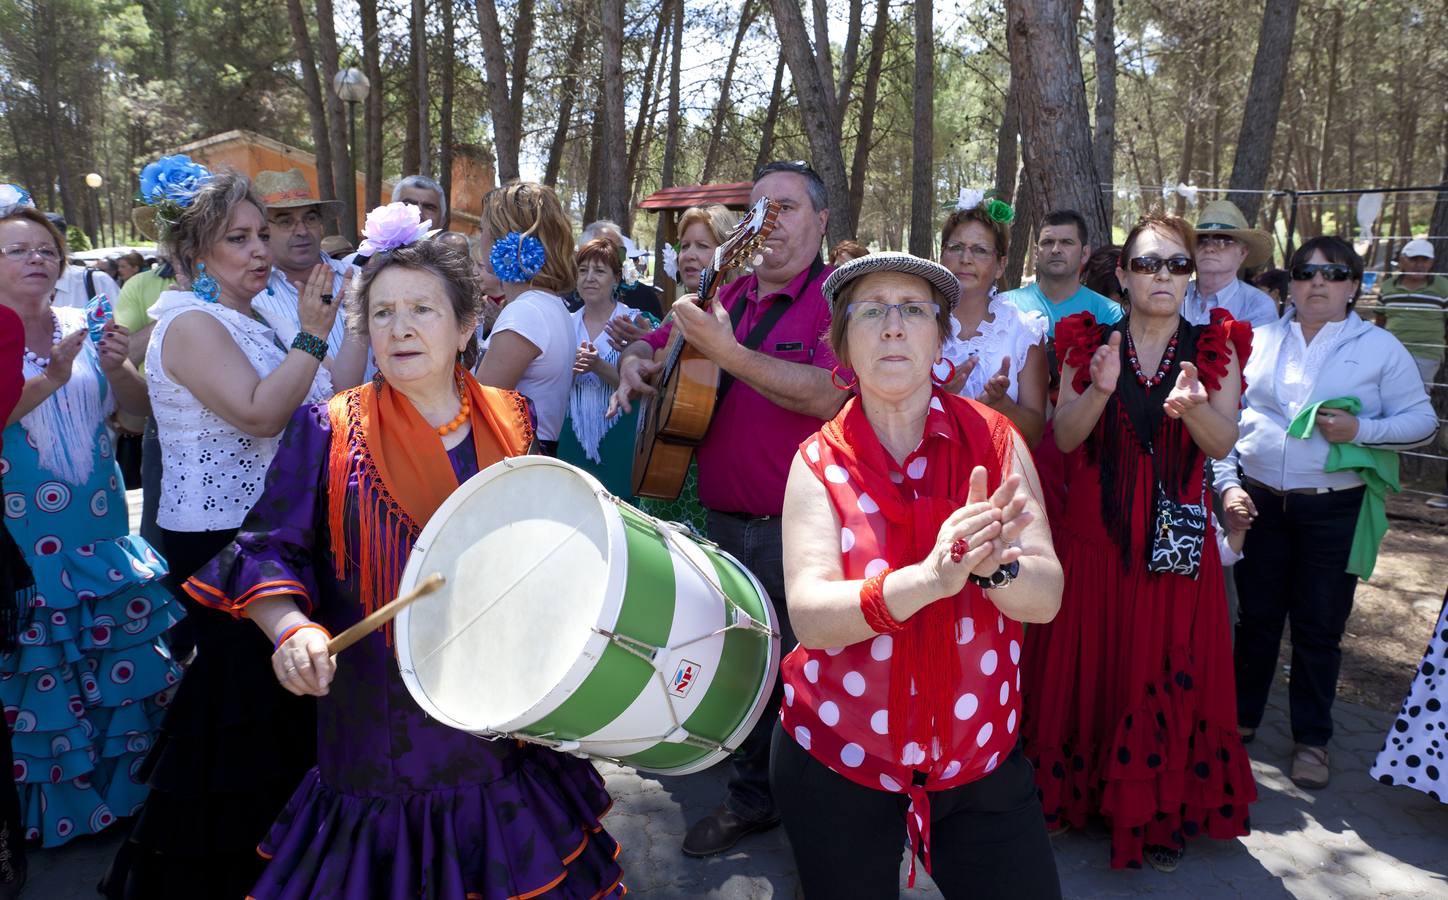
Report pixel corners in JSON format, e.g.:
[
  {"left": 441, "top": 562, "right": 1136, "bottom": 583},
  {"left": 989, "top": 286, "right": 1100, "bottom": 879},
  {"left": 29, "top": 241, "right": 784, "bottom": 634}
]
[{"left": 611, "top": 160, "right": 845, "bottom": 856}]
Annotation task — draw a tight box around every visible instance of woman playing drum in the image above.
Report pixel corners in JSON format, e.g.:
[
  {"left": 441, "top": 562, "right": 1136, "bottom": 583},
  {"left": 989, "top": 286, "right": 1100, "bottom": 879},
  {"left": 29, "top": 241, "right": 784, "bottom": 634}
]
[
  {"left": 182, "top": 226, "right": 625, "bottom": 898},
  {"left": 775, "top": 252, "right": 1063, "bottom": 898}
]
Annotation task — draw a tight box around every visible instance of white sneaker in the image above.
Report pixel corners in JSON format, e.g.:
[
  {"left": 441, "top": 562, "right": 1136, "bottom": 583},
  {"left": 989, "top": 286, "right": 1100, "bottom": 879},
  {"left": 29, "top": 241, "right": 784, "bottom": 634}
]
[{"left": 1427, "top": 497, "right": 1448, "bottom": 509}]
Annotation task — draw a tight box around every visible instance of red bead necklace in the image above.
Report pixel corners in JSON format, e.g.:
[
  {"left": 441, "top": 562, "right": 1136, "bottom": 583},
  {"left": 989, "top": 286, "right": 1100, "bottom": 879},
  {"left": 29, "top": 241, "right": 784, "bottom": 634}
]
[{"left": 1125, "top": 328, "right": 1179, "bottom": 387}]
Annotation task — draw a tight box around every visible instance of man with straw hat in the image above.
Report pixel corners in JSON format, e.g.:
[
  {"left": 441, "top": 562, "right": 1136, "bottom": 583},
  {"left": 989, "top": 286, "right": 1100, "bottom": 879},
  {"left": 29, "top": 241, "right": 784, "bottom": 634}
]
[
  {"left": 250, "top": 168, "right": 369, "bottom": 389},
  {"left": 1184, "top": 200, "right": 1280, "bottom": 328}
]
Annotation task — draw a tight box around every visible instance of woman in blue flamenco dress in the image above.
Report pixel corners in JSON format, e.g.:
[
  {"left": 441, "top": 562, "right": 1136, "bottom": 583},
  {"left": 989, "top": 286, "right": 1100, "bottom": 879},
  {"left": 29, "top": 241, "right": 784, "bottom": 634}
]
[
  {"left": 185, "top": 235, "right": 625, "bottom": 898},
  {"left": 0, "top": 204, "right": 183, "bottom": 848}
]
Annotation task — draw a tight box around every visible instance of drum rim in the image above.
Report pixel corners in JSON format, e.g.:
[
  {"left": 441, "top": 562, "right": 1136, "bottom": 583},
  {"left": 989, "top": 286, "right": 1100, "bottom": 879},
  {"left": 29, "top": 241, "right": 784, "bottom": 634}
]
[{"left": 394, "top": 456, "right": 630, "bottom": 736}]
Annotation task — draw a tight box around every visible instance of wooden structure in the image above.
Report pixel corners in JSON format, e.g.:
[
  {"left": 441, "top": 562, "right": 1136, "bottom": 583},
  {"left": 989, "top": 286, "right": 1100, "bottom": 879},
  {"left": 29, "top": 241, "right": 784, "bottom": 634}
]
[
  {"left": 637, "top": 182, "right": 753, "bottom": 298},
  {"left": 172, "top": 130, "right": 495, "bottom": 237}
]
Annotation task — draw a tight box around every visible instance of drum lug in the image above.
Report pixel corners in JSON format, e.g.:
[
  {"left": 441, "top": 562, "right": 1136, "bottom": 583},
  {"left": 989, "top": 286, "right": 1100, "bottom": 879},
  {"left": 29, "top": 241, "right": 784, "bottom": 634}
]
[{"left": 593, "top": 627, "right": 661, "bottom": 662}]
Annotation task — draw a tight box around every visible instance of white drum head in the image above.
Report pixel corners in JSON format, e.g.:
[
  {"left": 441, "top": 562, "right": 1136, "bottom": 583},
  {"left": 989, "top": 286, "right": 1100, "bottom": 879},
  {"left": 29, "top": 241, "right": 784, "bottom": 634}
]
[{"left": 395, "top": 457, "right": 621, "bottom": 732}]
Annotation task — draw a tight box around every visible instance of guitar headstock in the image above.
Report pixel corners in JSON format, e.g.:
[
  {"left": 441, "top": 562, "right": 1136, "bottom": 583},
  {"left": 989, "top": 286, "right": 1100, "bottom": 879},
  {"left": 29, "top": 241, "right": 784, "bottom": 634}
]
[{"left": 697, "top": 196, "right": 782, "bottom": 303}]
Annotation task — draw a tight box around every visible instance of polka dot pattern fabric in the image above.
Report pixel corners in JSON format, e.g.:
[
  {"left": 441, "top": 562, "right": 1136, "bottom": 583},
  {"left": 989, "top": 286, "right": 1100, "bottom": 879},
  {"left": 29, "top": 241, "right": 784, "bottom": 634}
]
[
  {"left": 1, "top": 361, "right": 184, "bottom": 847},
  {"left": 780, "top": 398, "right": 1023, "bottom": 798},
  {"left": 1370, "top": 593, "right": 1447, "bottom": 804}
]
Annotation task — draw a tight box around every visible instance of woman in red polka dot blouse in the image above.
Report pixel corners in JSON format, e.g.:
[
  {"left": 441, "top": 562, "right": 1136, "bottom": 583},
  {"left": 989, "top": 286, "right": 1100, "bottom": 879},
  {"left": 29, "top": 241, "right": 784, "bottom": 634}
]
[{"left": 775, "top": 253, "right": 1064, "bottom": 899}]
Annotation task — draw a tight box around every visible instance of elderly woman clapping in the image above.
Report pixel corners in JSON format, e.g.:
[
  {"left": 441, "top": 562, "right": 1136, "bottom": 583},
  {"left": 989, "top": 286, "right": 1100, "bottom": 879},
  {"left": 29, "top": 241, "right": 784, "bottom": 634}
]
[{"left": 775, "top": 252, "right": 1063, "bottom": 899}]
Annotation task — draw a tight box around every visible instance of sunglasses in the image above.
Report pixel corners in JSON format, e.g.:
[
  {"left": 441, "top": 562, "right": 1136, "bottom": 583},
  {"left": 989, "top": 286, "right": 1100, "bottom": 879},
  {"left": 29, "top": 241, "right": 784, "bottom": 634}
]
[
  {"left": 1290, "top": 263, "right": 1354, "bottom": 282},
  {"left": 1197, "top": 234, "right": 1238, "bottom": 249},
  {"left": 1125, "top": 255, "right": 1194, "bottom": 276}
]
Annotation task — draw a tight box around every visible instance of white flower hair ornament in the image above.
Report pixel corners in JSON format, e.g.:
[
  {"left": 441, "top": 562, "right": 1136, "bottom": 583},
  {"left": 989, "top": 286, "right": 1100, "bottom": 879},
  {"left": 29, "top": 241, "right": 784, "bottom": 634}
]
[
  {"left": 0, "top": 184, "right": 34, "bottom": 218},
  {"left": 358, "top": 202, "right": 432, "bottom": 255},
  {"left": 956, "top": 187, "right": 985, "bottom": 212},
  {"left": 662, "top": 243, "right": 679, "bottom": 281}
]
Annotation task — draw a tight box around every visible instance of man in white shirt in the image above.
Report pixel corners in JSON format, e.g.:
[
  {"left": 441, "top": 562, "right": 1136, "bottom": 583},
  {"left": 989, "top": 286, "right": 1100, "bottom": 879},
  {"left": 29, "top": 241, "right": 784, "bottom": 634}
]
[
  {"left": 249, "top": 168, "right": 367, "bottom": 388},
  {"left": 45, "top": 212, "right": 121, "bottom": 309},
  {"left": 1184, "top": 200, "right": 1280, "bottom": 328}
]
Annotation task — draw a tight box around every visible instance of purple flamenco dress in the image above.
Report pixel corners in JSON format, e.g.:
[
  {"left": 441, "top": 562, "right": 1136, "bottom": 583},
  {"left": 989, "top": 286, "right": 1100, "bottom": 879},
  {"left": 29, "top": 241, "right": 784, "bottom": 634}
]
[{"left": 188, "top": 403, "right": 626, "bottom": 899}]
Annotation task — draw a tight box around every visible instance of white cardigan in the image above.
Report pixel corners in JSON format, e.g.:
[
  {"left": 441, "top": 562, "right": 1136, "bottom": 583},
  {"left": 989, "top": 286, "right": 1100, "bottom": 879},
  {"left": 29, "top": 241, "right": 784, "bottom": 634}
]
[{"left": 1214, "top": 310, "right": 1437, "bottom": 493}]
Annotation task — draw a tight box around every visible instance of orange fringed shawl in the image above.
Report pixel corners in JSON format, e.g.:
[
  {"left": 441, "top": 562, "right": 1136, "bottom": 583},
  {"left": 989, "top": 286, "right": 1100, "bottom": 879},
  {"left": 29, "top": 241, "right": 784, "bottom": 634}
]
[{"left": 325, "top": 368, "right": 534, "bottom": 622}]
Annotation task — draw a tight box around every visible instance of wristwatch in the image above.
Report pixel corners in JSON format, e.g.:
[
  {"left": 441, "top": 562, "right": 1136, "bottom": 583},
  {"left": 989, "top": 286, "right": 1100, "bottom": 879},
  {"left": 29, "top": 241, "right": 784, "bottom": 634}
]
[{"left": 968, "top": 560, "right": 1020, "bottom": 590}]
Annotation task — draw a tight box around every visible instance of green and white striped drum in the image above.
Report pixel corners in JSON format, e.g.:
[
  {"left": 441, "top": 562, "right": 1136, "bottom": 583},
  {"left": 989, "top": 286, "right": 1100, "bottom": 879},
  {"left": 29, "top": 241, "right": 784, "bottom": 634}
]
[{"left": 394, "top": 456, "right": 780, "bottom": 775}]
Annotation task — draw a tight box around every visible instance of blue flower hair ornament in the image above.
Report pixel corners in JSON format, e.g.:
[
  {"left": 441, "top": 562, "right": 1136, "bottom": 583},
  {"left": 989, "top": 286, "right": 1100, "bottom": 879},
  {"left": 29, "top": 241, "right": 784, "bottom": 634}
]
[
  {"left": 490, "top": 231, "right": 546, "bottom": 283},
  {"left": 0, "top": 184, "right": 34, "bottom": 218},
  {"left": 140, "top": 155, "right": 212, "bottom": 209}
]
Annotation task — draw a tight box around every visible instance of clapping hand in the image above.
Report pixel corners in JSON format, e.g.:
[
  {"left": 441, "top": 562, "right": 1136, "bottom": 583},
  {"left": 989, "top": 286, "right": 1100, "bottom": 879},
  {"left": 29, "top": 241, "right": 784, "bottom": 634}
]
[
  {"left": 977, "top": 357, "right": 1011, "bottom": 407},
  {"left": 1163, "top": 361, "right": 1207, "bottom": 418},
  {"left": 574, "top": 341, "right": 602, "bottom": 375},
  {"left": 925, "top": 466, "right": 1033, "bottom": 598},
  {"left": 604, "top": 314, "right": 650, "bottom": 348},
  {"left": 1089, "top": 332, "right": 1121, "bottom": 396}
]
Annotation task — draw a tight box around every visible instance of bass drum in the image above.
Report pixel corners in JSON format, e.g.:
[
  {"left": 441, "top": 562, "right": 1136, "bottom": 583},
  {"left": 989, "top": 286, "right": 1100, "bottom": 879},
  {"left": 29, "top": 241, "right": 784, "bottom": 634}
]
[{"left": 394, "top": 456, "right": 779, "bottom": 775}]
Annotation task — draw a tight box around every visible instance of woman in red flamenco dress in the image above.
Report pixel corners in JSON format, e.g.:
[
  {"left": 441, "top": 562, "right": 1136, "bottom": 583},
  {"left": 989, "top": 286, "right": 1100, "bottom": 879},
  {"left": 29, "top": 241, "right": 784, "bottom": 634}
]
[{"left": 1020, "top": 214, "right": 1256, "bottom": 872}]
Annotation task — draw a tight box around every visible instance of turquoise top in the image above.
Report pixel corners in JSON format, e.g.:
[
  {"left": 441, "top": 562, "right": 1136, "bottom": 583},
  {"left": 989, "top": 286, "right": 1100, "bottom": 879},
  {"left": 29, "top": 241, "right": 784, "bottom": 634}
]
[{"left": 1000, "top": 282, "right": 1123, "bottom": 337}]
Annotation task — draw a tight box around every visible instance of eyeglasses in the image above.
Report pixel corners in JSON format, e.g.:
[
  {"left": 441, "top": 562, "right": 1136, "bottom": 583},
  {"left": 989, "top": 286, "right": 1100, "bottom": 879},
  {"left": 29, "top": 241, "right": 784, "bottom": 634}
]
[
  {"left": 845, "top": 300, "right": 940, "bottom": 324},
  {"left": 1126, "top": 255, "right": 1195, "bottom": 276},
  {"left": 1197, "top": 234, "right": 1239, "bottom": 249},
  {"left": 1290, "top": 263, "right": 1354, "bottom": 282},
  {"left": 1, "top": 244, "right": 60, "bottom": 263},
  {"left": 942, "top": 241, "right": 997, "bottom": 261}
]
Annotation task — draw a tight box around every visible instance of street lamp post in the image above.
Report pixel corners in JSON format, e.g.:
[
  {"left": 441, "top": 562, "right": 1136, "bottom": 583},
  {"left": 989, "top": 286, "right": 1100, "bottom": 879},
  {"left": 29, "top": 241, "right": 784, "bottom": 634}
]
[
  {"left": 84, "top": 172, "right": 103, "bottom": 248},
  {"left": 332, "top": 68, "right": 371, "bottom": 243}
]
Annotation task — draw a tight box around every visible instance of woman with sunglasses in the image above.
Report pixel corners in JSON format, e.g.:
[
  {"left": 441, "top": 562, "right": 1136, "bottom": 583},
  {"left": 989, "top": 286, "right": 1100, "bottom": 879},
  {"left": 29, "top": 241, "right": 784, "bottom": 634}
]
[
  {"left": 1020, "top": 214, "right": 1256, "bottom": 872},
  {"left": 936, "top": 201, "right": 1049, "bottom": 447},
  {"left": 1218, "top": 236, "right": 1435, "bottom": 791}
]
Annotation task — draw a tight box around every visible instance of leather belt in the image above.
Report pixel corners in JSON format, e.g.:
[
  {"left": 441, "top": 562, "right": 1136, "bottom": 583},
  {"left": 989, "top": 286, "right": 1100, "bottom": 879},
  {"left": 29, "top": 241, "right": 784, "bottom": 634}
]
[{"left": 1242, "top": 476, "right": 1356, "bottom": 497}]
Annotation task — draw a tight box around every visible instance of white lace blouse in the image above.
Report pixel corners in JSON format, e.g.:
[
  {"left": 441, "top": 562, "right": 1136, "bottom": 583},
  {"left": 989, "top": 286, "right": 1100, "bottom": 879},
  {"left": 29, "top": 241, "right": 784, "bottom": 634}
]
[
  {"left": 935, "top": 297, "right": 1048, "bottom": 402},
  {"left": 146, "top": 291, "right": 333, "bottom": 532}
]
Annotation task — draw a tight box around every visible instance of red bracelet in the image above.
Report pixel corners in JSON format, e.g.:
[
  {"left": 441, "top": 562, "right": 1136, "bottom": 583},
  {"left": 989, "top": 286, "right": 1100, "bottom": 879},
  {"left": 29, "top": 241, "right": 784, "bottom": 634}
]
[
  {"left": 273, "top": 621, "right": 332, "bottom": 652},
  {"left": 859, "top": 569, "right": 904, "bottom": 634}
]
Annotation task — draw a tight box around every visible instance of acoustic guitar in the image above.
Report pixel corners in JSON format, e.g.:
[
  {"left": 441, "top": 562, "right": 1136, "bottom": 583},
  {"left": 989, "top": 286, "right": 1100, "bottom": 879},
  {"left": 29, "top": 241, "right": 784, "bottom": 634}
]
[{"left": 631, "top": 197, "right": 782, "bottom": 499}]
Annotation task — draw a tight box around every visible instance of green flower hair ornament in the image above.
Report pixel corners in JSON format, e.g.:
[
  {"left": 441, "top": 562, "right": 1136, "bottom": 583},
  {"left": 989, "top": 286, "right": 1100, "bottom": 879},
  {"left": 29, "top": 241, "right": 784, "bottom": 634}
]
[{"left": 985, "top": 198, "right": 1015, "bottom": 225}]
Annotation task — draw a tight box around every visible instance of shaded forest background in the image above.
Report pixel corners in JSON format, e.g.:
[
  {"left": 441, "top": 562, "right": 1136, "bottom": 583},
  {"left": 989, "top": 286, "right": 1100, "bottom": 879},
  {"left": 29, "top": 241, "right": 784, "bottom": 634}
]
[{"left": 3, "top": 0, "right": 1446, "bottom": 278}]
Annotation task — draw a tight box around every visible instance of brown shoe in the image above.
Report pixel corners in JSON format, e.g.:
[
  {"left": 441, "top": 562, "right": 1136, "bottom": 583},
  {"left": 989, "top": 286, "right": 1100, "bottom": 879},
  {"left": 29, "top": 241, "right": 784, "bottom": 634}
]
[
  {"left": 681, "top": 806, "right": 781, "bottom": 857},
  {"left": 1290, "top": 744, "right": 1330, "bottom": 789}
]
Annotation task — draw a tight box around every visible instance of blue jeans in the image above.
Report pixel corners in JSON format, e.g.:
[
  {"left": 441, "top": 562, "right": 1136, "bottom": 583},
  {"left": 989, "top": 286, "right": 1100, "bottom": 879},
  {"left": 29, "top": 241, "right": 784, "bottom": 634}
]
[{"left": 705, "top": 510, "right": 793, "bottom": 822}]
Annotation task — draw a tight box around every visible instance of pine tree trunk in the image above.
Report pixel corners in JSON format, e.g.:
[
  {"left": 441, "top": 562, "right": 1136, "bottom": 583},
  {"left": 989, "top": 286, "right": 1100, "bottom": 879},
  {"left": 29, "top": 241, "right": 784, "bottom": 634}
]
[
  {"left": 597, "top": 0, "right": 629, "bottom": 226},
  {"left": 653, "top": 0, "right": 684, "bottom": 286},
  {"left": 362, "top": 0, "right": 383, "bottom": 209},
  {"left": 772, "top": 0, "right": 855, "bottom": 243},
  {"left": 1430, "top": 102, "right": 1448, "bottom": 263},
  {"left": 700, "top": 0, "right": 758, "bottom": 184},
  {"left": 584, "top": 104, "right": 603, "bottom": 225},
  {"left": 994, "top": 78, "right": 1018, "bottom": 201},
  {"left": 412, "top": 0, "right": 430, "bottom": 176},
  {"left": 848, "top": 0, "right": 890, "bottom": 223},
  {"left": 1226, "top": 0, "right": 1301, "bottom": 222},
  {"left": 1092, "top": 0, "right": 1116, "bottom": 225},
  {"left": 316, "top": 0, "right": 355, "bottom": 240},
  {"left": 439, "top": 0, "right": 456, "bottom": 228},
  {"left": 627, "top": 11, "right": 670, "bottom": 208},
  {"left": 836, "top": 0, "right": 864, "bottom": 117},
  {"left": 754, "top": 57, "right": 787, "bottom": 176},
  {"left": 908, "top": 0, "right": 934, "bottom": 257},
  {"left": 1007, "top": 0, "right": 1108, "bottom": 245},
  {"left": 475, "top": 0, "right": 521, "bottom": 183},
  {"left": 545, "top": 18, "right": 588, "bottom": 189},
  {"left": 284, "top": 0, "right": 335, "bottom": 202}
]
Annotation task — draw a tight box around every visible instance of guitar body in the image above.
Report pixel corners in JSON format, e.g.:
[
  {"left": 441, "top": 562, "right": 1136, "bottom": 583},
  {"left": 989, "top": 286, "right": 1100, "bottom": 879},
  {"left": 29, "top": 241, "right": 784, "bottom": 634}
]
[
  {"left": 630, "top": 197, "right": 782, "bottom": 500},
  {"left": 630, "top": 332, "right": 719, "bottom": 499}
]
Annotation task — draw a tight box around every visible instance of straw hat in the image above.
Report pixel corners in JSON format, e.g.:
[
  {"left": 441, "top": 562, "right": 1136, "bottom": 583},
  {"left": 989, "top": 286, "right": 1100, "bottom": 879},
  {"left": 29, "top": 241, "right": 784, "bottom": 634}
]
[
  {"left": 254, "top": 168, "right": 345, "bottom": 216},
  {"left": 1194, "top": 200, "right": 1274, "bottom": 268},
  {"left": 822, "top": 251, "right": 962, "bottom": 311}
]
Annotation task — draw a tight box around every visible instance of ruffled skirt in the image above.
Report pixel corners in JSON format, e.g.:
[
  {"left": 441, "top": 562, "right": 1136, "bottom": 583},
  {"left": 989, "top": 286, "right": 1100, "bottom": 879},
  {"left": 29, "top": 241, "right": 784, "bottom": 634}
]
[
  {"left": 247, "top": 744, "right": 625, "bottom": 900},
  {"left": 1020, "top": 531, "right": 1256, "bottom": 868},
  {"left": 0, "top": 533, "right": 183, "bottom": 847}
]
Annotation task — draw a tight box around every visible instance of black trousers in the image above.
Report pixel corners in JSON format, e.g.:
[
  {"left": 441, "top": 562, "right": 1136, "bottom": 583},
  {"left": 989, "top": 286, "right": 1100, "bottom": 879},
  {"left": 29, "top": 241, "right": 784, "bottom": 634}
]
[
  {"left": 770, "top": 725, "right": 1061, "bottom": 899},
  {"left": 1233, "top": 483, "right": 1364, "bottom": 747},
  {"left": 705, "top": 510, "right": 794, "bottom": 822}
]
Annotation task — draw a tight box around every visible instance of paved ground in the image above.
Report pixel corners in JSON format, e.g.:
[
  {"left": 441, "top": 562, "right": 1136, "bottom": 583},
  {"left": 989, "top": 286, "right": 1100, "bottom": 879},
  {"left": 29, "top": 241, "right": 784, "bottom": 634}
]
[
  {"left": 29, "top": 494, "right": 1442, "bottom": 898},
  {"left": 27, "top": 682, "right": 1448, "bottom": 898}
]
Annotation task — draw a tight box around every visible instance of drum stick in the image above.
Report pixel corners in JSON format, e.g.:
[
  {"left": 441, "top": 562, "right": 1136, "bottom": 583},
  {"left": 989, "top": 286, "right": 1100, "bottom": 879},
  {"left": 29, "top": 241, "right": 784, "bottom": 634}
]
[{"left": 327, "top": 573, "right": 446, "bottom": 656}]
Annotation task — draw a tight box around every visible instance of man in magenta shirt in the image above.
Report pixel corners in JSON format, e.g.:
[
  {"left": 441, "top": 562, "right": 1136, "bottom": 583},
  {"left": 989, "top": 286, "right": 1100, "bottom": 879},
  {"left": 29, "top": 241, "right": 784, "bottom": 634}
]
[{"left": 613, "top": 161, "right": 846, "bottom": 855}]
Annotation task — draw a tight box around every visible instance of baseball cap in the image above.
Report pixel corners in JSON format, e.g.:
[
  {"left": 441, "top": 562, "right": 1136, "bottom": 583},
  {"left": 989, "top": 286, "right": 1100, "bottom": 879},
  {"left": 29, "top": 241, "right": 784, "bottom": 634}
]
[{"left": 1401, "top": 238, "right": 1435, "bottom": 260}]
